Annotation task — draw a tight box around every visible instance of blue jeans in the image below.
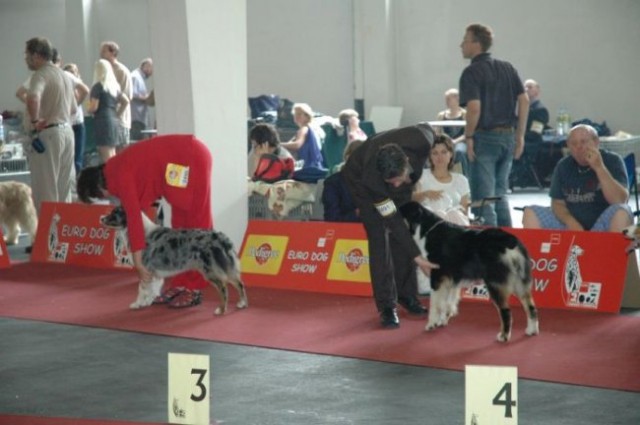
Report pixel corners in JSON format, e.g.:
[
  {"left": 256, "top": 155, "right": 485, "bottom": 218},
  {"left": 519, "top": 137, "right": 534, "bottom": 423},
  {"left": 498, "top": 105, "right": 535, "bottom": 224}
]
[
  {"left": 72, "top": 123, "right": 85, "bottom": 174},
  {"left": 454, "top": 141, "right": 468, "bottom": 176},
  {"left": 469, "top": 130, "right": 515, "bottom": 226}
]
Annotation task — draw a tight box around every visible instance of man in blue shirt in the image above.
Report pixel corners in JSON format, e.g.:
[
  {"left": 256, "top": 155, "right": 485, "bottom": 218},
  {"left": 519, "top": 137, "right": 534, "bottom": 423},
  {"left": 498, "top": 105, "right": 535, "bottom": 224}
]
[{"left": 523, "top": 124, "right": 632, "bottom": 232}]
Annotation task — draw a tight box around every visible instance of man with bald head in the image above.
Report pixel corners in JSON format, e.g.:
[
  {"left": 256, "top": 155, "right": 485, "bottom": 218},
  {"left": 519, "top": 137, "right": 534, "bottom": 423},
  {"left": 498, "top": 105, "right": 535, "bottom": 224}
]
[
  {"left": 523, "top": 79, "right": 549, "bottom": 144},
  {"left": 522, "top": 124, "right": 632, "bottom": 232}
]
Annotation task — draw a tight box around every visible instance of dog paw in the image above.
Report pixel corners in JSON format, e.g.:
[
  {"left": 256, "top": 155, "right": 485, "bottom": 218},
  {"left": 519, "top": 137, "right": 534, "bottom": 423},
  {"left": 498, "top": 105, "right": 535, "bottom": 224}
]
[
  {"left": 496, "top": 332, "right": 511, "bottom": 343},
  {"left": 236, "top": 300, "right": 248, "bottom": 309},
  {"left": 525, "top": 322, "right": 540, "bottom": 336},
  {"left": 129, "top": 302, "right": 142, "bottom": 309},
  {"left": 214, "top": 306, "right": 225, "bottom": 315},
  {"left": 425, "top": 322, "right": 438, "bottom": 331}
]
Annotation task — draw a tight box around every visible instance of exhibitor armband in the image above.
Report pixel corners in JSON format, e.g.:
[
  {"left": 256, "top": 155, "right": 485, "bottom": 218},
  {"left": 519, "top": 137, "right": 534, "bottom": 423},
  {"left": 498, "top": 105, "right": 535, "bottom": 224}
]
[{"left": 375, "top": 198, "right": 397, "bottom": 217}]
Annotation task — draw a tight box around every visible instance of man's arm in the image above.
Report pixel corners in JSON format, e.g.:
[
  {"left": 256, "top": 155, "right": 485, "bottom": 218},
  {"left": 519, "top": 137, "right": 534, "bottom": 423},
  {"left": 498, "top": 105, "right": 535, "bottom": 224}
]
[
  {"left": 514, "top": 92, "right": 529, "bottom": 160},
  {"left": 464, "top": 100, "right": 481, "bottom": 161},
  {"left": 587, "top": 148, "right": 629, "bottom": 204}
]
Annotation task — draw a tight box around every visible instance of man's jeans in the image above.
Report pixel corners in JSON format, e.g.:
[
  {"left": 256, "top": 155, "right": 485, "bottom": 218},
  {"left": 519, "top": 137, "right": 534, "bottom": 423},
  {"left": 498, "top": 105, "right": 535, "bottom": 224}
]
[{"left": 469, "top": 130, "right": 515, "bottom": 226}]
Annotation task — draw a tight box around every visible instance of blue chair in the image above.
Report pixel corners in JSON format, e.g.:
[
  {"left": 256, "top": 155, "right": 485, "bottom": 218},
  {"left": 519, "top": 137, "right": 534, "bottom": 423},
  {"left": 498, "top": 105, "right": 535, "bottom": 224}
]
[{"left": 623, "top": 153, "right": 639, "bottom": 214}]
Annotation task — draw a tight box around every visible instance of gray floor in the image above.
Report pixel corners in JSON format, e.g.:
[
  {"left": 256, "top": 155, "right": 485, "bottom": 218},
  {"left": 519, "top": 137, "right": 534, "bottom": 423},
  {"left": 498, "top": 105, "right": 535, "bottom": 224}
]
[{"left": 2, "top": 189, "right": 640, "bottom": 425}]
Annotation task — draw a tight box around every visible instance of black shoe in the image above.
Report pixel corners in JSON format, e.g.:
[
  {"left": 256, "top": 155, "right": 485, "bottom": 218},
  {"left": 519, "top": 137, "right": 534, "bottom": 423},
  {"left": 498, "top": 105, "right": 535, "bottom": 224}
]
[
  {"left": 397, "top": 296, "right": 428, "bottom": 315},
  {"left": 25, "top": 245, "right": 32, "bottom": 254},
  {"left": 380, "top": 308, "right": 400, "bottom": 328}
]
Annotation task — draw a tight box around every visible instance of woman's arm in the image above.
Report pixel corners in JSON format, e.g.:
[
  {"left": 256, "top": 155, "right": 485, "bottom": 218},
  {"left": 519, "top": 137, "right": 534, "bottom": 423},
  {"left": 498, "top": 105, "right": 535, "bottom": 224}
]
[{"left": 281, "top": 126, "right": 308, "bottom": 152}]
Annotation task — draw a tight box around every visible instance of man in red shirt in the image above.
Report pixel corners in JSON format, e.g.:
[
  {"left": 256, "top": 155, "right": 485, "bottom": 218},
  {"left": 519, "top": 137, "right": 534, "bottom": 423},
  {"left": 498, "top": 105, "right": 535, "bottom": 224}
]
[{"left": 77, "top": 134, "right": 213, "bottom": 308}]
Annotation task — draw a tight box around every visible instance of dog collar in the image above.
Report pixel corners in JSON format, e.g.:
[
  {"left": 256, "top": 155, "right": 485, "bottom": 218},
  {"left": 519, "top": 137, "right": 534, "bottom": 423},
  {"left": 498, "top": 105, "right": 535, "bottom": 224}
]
[{"left": 425, "top": 220, "right": 445, "bottom": 236}]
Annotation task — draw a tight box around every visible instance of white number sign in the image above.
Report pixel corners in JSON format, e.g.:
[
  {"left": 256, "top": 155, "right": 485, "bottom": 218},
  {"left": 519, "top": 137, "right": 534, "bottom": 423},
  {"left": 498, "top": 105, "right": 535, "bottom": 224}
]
[
  {"left": 465, "top": 365, "right": 518, "bottom": 425},
  {"left": 168, "top": 353, "right": 210, "bottom": 425}
]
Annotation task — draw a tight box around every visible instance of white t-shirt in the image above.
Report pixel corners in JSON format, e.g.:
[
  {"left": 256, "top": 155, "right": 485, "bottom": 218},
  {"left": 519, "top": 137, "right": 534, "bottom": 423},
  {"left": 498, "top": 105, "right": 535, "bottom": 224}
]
[{"left": 417, "top": 169, "right": 470, "bottom": 212}]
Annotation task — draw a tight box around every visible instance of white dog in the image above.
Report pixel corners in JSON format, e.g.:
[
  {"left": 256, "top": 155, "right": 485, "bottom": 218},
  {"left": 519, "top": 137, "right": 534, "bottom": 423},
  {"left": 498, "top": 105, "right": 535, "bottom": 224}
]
[{"left": 0, "top": 181, "right": 37, "bottom": 245}]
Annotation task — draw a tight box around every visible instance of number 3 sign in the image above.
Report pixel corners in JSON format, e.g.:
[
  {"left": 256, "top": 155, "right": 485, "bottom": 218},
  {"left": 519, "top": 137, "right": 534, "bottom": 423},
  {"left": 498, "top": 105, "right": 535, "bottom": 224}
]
[
  {"left": 465, "top": 365, "right": 518, "bottom": 425},
  {"left": 168, "top": 353, "right": 210, "bottom": 425}
]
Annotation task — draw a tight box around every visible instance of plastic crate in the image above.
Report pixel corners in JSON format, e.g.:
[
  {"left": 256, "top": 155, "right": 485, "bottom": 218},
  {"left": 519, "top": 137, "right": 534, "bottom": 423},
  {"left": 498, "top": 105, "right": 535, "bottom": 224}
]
[{"left": 0, "top": 158, "right": 29, "bottom": 173}]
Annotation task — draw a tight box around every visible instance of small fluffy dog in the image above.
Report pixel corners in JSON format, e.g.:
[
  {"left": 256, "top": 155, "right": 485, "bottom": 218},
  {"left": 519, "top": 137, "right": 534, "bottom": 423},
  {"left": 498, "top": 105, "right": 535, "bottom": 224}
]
[
  {"left": 400, "top": 201, "right": 539, "bottom": 342},
  {"left": 0, "top": 181, "right": 37, "bottom": 245},
  {"left": 100, "top": 206, "right": 248, "bottom": 314}
]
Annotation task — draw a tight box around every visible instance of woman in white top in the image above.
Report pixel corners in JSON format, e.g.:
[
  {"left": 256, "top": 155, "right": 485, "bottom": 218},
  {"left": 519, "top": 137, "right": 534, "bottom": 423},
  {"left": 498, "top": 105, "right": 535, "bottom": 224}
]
[{"left": 413, "top": 134, "right": 471, "bottom": 226}]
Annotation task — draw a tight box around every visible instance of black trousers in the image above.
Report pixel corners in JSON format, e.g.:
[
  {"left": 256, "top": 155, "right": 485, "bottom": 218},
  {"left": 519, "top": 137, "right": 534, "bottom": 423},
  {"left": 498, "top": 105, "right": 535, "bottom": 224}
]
[{"left": 360, "top": 207, "right": 418, "bottom": 312}]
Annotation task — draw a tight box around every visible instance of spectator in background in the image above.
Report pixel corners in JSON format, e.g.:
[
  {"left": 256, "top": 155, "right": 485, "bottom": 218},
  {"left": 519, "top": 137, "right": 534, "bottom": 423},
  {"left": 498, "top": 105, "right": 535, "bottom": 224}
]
[
  {"left": 322, "top": 140, "right": 363, "bottom": 222},
  {"left": 435, "top": 88, "right": 467, "bottom": 175},
  {"left": 280, "top": 103, "right": 325, "bottom": 170},
  {"left": 510, "top": 79, "right": 551, "bottom": 188},
  {"left": 412, "top": 134, "right": 470, "bottom": 226},
  {"left": 16, "top": 48, "right": 66, "bottom": 128},
  {"left": 100, "top": 41, "right": 132, "bottom": 151},
  {"left": 63, "top": 63, "right": 90, "bottom": 173},
  {"left": 522, "top": 124, "right": 632, "bottom": 232},
  {"left": 87, "top": 59, "right": 129, "bottom": 163},
  {"left": 458, "top": 23, "right": 529, "bottom": 226},
  {"left": 130, "top": 58, "right": 153, "bottom": 141},
  {"left": 247, "top": 123, "right": 293, "bottom": 178},
  {"left": 523, "top": 79, "right": 549, "bottom": 144},
  {"left": 23, "top": 37, "right": 77, "bottom": 215},
  {"left": 338, "top": 109, "right": 368, "bottom": 144}
]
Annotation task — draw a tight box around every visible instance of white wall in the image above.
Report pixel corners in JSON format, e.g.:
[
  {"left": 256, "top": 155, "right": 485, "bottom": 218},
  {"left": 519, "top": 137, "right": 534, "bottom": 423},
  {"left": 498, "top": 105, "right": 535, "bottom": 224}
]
[
  {"left": 393, "top": 0, "right": 640, "bottom": 134},
  {"left": 1, "top": 0, "right": 639, "bottom": 133},
  {"left": 247, "top": 0, "right": 355, "bottom": 117}
]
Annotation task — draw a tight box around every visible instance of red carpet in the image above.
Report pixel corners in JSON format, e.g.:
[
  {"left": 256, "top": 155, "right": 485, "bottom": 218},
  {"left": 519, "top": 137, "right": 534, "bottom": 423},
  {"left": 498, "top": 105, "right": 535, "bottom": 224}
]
[{"left": 1, "top": 262, "right": 639, "bottom": 392}]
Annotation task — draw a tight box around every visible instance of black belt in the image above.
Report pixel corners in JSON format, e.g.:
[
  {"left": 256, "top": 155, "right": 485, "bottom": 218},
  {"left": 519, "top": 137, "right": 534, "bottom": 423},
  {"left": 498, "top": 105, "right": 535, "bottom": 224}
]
[
  {"left": 480, "top": 126, "right": 513, "bottom": 133},
  {"left": 44, "top": 123, "right": 68, "bottom": 129}
]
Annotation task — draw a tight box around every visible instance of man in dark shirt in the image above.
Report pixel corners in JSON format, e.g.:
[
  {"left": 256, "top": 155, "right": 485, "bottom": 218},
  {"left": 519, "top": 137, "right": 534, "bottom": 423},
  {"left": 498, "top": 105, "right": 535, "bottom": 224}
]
[
  {"left": 523, "top": 79, "right": 549, "bottom": 144},
  {"left": 458, "top": 23, "right": 529, "bottom": 226},
  {"left": 342, "top": 123, "right": 438, "bottom": 328}
]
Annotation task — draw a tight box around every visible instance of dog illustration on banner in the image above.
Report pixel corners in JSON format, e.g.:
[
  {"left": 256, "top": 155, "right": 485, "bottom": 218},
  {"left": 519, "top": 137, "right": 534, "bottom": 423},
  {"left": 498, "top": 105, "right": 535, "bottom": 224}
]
[
  {"left": 47, "top": 212, "right": 69, "bottom": 262},
  {"left": 112, "top": 227, "right": 133, "bottom": 268},
  {"left": 561, "top": 242, "right": 601, "bottom": 309}
]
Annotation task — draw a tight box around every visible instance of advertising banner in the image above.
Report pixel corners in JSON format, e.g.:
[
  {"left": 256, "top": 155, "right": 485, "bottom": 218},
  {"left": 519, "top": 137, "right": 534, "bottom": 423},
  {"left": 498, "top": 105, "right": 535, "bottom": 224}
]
[
  {"left": 459, "top": 228, "right": 629, "bottom": 313},
  {"left": 241, "top": 221, "right": 631, "bottom": 312},
  {"left": 239, "top": 220, "right": 373, "bottom": 296},
  {"left": 31, "top": 202, "right": 134, "bottom": 270}
]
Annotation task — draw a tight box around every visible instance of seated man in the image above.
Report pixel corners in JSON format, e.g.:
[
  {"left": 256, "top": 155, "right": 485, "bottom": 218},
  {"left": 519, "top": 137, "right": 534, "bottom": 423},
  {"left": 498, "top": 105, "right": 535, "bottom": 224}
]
[{"left": 522, "top": 124, "right": 632, "bottom": 232}]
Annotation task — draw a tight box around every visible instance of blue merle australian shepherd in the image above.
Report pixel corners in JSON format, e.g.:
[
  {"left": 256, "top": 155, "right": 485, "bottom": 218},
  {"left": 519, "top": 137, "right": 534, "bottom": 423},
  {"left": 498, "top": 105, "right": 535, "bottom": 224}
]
[
  {"left": 101, "top": 206, "right": 248, "bottom": 315},
  {"left": 400, "top": 201, "right": 539, "bottom": 342}
]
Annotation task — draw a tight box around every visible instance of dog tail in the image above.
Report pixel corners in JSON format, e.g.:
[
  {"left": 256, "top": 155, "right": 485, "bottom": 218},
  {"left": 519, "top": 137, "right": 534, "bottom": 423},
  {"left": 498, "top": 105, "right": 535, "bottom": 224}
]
[{"left": 213, "top": 231, "right": 241, "bottom": 273}]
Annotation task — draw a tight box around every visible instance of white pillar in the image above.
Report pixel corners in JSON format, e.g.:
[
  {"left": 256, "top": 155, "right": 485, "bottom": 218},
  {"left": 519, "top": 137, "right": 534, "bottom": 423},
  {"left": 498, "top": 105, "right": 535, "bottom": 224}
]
[
  {"left": 147, "top": 0, "right": 248, "bottom": 247},
  {"left": 353, "top": 0, "right": 397, "bottom": 117}
]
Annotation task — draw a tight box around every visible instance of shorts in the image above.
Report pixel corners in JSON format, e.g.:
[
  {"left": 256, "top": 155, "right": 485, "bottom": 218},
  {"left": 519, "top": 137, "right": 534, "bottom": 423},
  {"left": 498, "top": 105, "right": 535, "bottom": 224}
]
[{"left": 525, "top": 203, "right": 632, "bottom": 231}]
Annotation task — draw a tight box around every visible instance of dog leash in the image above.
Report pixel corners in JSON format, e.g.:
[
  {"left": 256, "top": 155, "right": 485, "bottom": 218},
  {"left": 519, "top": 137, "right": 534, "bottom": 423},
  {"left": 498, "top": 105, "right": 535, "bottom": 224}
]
[{"left": 425, "top": 220, "right": 445, "bottom": 236}]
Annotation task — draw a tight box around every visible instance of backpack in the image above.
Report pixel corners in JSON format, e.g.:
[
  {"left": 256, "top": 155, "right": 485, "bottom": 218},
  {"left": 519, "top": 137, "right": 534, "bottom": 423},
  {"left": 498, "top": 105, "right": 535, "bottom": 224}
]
[{"left": 252, "top": 153, "right": 295, "bottom": 183}]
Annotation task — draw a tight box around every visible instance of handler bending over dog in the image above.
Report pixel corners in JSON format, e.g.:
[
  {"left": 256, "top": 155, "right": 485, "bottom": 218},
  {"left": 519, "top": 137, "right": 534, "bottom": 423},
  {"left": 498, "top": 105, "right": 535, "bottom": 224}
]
[
  {"left": 342, "top": 123, "right": 439, "bottom": 328},
  {"left": 77, "top": 134, "right": 213, "bottom": 308}
]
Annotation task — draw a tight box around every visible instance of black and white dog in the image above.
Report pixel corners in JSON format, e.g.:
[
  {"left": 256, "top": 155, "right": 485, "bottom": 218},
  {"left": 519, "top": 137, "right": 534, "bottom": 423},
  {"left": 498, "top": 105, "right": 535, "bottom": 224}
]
[
  {"left": 100, "top": 206, "right": 248, "bottom": 315},
  {"left": 400, "top": 202, "right": 539, "bottom": 342}
]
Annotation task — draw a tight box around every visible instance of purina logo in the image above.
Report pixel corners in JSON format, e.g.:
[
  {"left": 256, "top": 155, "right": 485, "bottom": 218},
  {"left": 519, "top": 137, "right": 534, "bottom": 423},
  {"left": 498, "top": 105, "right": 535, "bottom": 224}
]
[
  {"left": 339, "top": 248, "right": 369, "bottom": 272},
  {"left": 251, "top": 243, "right": 279, "bottom": 265}
]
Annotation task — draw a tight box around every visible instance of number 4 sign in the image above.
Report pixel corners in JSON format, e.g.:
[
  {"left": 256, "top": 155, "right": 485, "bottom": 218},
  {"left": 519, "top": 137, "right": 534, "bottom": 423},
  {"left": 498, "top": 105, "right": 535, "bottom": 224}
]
[
  {"left": 168, "top": 353, "right": 210, "bottom": 425},
  {"left": 465, "top": 365, "right": 518, "bottom": 425}
]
